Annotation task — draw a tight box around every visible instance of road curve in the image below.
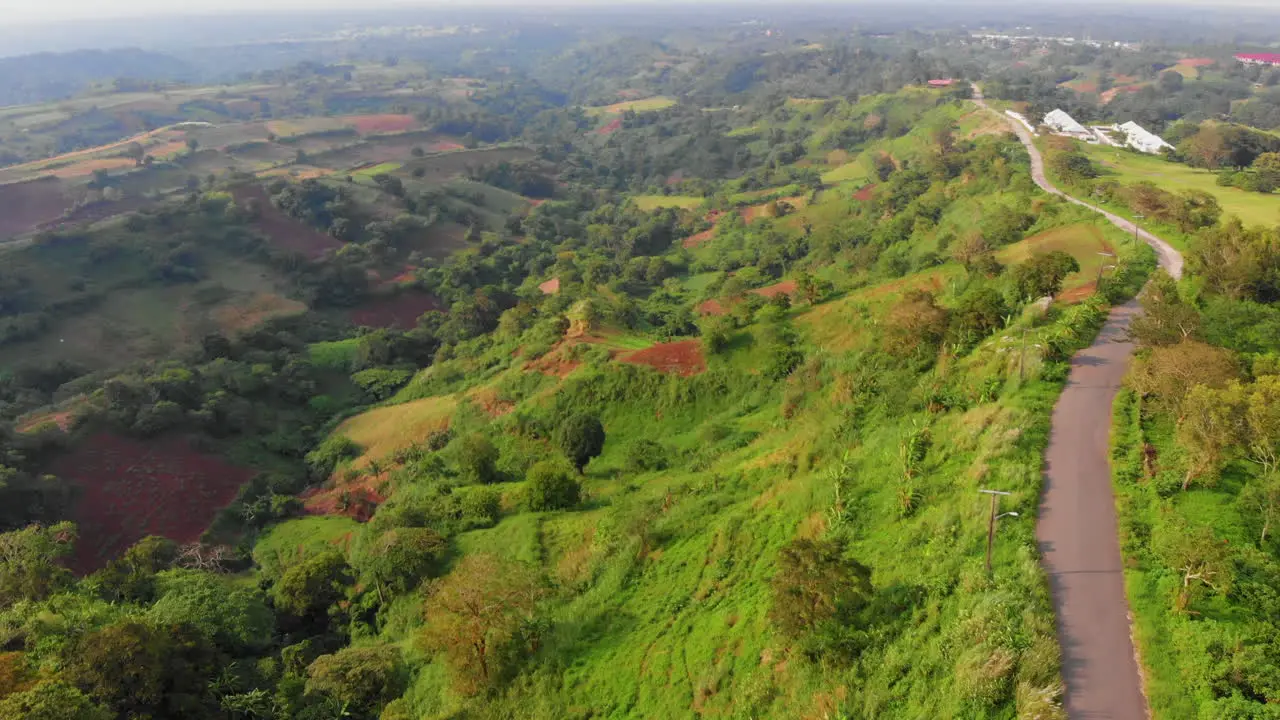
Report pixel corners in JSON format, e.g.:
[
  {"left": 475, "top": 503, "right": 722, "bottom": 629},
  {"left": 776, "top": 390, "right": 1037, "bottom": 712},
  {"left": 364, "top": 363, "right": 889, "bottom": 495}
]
[{"left": 975, "top": 87, "right": 1181, "bottom": 720}]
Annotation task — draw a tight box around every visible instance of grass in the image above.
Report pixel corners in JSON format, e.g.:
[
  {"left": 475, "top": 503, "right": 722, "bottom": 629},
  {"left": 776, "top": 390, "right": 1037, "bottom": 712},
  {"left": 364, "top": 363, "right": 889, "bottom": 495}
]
[
  {"left": 252, "top": 516, "right": 361, "bottom": 576},
  {"left": 336, "top": 395, "right": 459, "bottom": 466},
  {"left": 353, "top": 161, "right": 403, "bottom": 177},
  {"left": 997, "top": 222, "right": 1114, "bottom": 294},
  {"left": 309, "top": 339, "right": 361, "bottom": 371},
  {"left": 821, "top": 161, "right": 868, "bottom": 185},
  {"left": 1081, "top": 144, "right": 1280, "bottom": 228},
  {"left": 583, "top": 96, "right": 676, "bottom": 117},
  {"left": 633, "top": 194, "right": 703, "bottom": 211}
]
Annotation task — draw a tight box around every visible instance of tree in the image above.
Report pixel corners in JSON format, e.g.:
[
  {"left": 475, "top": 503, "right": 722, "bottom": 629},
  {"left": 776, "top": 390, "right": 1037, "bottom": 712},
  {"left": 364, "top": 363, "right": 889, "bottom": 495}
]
[
  {"left": 1176, "top": 384, "right": 1244, "bottom": 491},
  {"left": 124, "top": 142, "right": 145, "bottom": 167},
  {"left": 1180, "top": 126, "right": 1231, "bottom": 170},
  {"left": 271, "top": 550, "right": 353, "bottom": 622},
  {"left": 770, "top": 538, "right": 873, "bottom": 639},
  {"left": 147, "top": 569, "right": 275, "bottom": 652},
  {"left": 0, "top": 522, "right": 76, "bottom": 609},
  {"left": 1241, "top": 473, "right": 1280, "bottom": 544},
  {"left": 185, "top": 138, "right": 200, "bottom": 153},
  {"left": 525, "top": 462, "right": 581, "bottom": 511},
  {"left": 456, "top": 433, "right": 500, "bottom": 484},
  {"left": 306, "top": 646, "right": 406, "bottom": 716},
  {"left": 355, "top": 527, "right": 447, "bottom": 598},
  {"left": 555, "top": 414, "right": 605, "bottom": 472},
  {"left": 0, "top": 681, "right": 111, "bottom": 720},
  {"left": 1245, "top": 375, "right": 1280, "bottom": 476},
  {"left": 1154, "top": 522, "right": 1234, "bottom": 613},
  {"left": 1010, "top": 251, "right": 1080, "bottom": 300},
  {"left": 90, "top": 535, "right": 177, "bottom": 603},
  {"left": 1127, "top": 341, "right": 1239, "bottom": 419},
  {"left": 1128, "top": 272, "right": 1201, "bottom": 346},
  {"left": 1158, "top": 70, "right": 1185, "bottom": 93},
  {"left": 1188, "top": 220, "right": 1280, "bottom": 301},
  {"left": 64, "top": 621, "right": 216, "bottom": 719},
  {"left": 1049, "top": 149, "right": 1098, "bottom": 184},
  {"left": 948, "top": 286, "right": 1009, "bottom": 348},
  {"left": 421, "top": 554, "right": 546, "bottom": 694}
]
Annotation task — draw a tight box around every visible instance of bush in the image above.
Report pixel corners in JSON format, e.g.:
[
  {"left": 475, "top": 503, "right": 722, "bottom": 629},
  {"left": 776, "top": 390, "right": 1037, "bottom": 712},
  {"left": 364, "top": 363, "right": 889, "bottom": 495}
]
[
  {"left": 305, "top": 436, "right": 362, "bottom": 480},
  {"left": 625, "top": 439, "right": 669, "bottom": 472},
  {"left": 525, "top": 462, "right": 581, "bottom": 511},
  {"left": 456, "top": 433, "right": 500, "bottom": 484}
]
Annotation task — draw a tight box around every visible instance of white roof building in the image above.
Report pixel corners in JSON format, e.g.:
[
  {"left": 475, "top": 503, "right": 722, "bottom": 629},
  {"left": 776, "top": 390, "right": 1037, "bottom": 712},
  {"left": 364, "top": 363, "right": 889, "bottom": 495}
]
[
  {"left": 1044, "top": 109, "right": 1090, "bottom": 137},
  {"left": 1117, "top": 121, "right": 1173, "bottom": 154}
]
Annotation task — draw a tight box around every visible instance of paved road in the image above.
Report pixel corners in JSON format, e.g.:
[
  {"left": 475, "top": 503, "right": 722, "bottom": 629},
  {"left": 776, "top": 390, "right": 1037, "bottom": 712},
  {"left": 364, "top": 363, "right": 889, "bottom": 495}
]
[{"left": 975, "top": 87, "right": 1182, "bottom": 720}]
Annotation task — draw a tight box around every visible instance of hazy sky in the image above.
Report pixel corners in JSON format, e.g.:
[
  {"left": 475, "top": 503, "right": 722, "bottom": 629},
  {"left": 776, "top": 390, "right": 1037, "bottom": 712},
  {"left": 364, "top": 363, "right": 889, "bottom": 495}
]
[{"left": 0, "top": 0, "right": 1272, "bottom": 25}]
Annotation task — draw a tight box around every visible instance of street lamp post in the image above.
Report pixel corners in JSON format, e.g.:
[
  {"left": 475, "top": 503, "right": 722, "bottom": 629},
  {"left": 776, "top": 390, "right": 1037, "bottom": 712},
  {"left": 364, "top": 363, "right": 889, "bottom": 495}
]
[
  {"left": 979, "top": 489, "right": 1016, "bottom": 574},
  {"left": 1096, "top": 251, "right": 1117, "bottom": 287}
]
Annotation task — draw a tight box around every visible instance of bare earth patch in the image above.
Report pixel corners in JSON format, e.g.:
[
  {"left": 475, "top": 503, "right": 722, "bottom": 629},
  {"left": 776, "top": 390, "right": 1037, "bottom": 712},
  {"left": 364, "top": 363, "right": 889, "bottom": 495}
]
[{"left": 619, "top": 339, "right": 706, "bottom": 376}]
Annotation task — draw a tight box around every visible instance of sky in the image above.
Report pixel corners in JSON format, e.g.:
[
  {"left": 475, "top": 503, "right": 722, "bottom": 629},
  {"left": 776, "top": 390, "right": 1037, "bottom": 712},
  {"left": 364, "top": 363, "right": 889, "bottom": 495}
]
[{"left": 0, "top": 0, "right": 1274, "bottom": 25}]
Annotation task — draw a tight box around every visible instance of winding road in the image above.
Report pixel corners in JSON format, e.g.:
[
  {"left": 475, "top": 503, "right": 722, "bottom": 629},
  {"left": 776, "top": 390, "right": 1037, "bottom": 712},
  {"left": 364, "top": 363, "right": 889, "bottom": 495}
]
[{"left": 974, "top": 87, "right": 1182, "bottom": 719}]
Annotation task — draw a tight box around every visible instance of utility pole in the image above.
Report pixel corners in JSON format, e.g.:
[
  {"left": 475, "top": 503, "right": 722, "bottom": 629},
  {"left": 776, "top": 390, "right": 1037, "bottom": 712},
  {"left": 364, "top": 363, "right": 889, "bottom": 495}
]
[
  {"left": 1096, "top": 251, "right": 1117, "bottom": 287},
  {"left": 979, "top": 489, "right": 1016, "bottom": 574},
  {"left": 1133, "top": 213, "right": 1145, "bottom": 244}
]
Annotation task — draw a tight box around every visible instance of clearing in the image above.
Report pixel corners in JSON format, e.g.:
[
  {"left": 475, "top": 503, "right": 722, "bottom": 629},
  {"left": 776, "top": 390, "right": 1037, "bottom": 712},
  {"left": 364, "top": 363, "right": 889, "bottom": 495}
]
[
  {"left": 232, "top": 184, "right": 345, "bottom": 259},
  {"left": 349, "top": 290, "right": 443, "bottom": 329},
  {"left": 336, "top": 395, "right": 459, "bottom": 467},
  {"left": 584, "top": 96, "right": 676, "bottom": 117},
  {"left": 633, "top": 194, "right": 702, "bottom": 211},
  {"left": 49, "top": 433, "right": 255, "bottom": 574},
  {"left": 618, "top": 339, "right": 706, "bottom": 376},
  {"left": 998, "top": 223, "right": 1113, "bottom": 298},
  {"left": 1082, "top": 144, "right": 1280, "bottom": 227}
]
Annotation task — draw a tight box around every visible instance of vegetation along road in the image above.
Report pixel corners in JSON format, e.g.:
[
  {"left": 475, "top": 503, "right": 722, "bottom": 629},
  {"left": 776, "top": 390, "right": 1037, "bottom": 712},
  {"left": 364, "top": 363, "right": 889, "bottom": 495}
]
[{"left": 977, "top": 86, "right": 1183, "bottom": 719}]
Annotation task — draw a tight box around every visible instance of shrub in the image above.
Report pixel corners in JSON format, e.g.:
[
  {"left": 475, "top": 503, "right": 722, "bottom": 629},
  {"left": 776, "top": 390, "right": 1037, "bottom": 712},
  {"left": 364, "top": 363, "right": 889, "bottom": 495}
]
[
  {"left": 305, "top": 436, "right": 362, "bottom": 480},
  {"left": 456, "top": 433, "right": 500, "bottom": 484},
  {"left": 525, "top": 462, "right": 581, "bottom": 511},
  {"left": 625, "top": 439, "right": 669, "bottom": 472}
]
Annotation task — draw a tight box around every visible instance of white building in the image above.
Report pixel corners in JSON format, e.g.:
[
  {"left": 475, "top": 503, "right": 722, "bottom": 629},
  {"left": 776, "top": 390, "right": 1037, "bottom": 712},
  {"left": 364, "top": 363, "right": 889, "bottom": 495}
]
[
  {"left": 1118, "top": 121, "right": 1173, "bottom": 154},
  {"left": 1043, "top": 109, "right": 1092, "bottom": 139}
]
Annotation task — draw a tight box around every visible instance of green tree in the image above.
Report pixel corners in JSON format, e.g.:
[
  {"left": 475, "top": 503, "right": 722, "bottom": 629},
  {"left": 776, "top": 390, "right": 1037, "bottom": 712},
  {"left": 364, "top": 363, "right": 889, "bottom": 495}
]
[
  {"left": 421, "top": 554, "right": 546, "bottom": 695},
  {"left": 90, "top": 535, "right": 177, "bottom": 603},
  {"left": 271, "top": 550, "right": 354, "bottom": 622},
  {"left": 0, "top": 681, "right": 111, "bottom": 720},
  {"left": 64, "top": 621, "right": 216, "bottom": 719},
  {"left": 1128, "top": 340, "right": 1239, "bottom": 419},
  {"left": 456, "top": 432, "right": 500, "bottom": 484},
  {"left": 1010, "top": 251, "right": 1080, "bottom": 300},
  {"left": 1154, "top": 522, "right": 1234, "bottom": 613},
  {"left": 1128, "top": 272, "right": 1201, "bottom": 346},
  {"left": 306, "top": 645, "right": 407, "bottom": 716},
  {"left": 525, "top": 462, "right": 581, "bottom": 511},
  {"left": 770, "top": 538, "right": 873, "bottom": 639},
  {"left": 1176, "top": 384, "right": 1245, "bottom": 491},
  {"left": 355, "top": 527, "right": 447, "bottom": 598},
  {"left": 148, "top": 570, "right": 275, "bottom": 652},
  {"left": 555, "top": 414, "right": 605, "bottom": 472},
  {"left": 0, "top": 522, "right": 76, "bottom": 609}
]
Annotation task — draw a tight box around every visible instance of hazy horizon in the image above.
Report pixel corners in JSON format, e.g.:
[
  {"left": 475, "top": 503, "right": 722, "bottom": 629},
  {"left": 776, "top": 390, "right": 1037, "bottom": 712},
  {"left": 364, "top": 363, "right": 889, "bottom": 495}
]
[{"left": 2, "top": 0, "right": 1278, "bottom": 26}]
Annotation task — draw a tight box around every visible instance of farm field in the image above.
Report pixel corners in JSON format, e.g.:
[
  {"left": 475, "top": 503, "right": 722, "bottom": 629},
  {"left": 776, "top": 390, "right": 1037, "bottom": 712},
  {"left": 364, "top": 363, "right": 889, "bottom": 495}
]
[
  {"left": 998, "top": 222, "right": 1115, "bottom": 297},
  {"left": 1081, "top": 144, "right": 1280, "bottom": 227},
  {"left": 633, "top": 194, "right": 703, "bottom": 210},
  {"left": 349, "top": 290, "right": 443, "bottom": 329},
  {"left": 50, "top": 432, "right": 255, "bottom": 574},
  {"left": 584, "top": 96, "right": 676, "bottom": 116}
]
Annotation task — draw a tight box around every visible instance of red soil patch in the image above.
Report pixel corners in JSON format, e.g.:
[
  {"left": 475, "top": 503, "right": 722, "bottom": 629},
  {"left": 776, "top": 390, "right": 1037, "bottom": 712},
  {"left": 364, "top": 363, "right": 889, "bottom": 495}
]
[
  {"left": 302, "top": 473, "right": 386, "bottom": 521},
  {"left": 0, "top": 178, "right": 71, "bottom": 237},
  {"left": 349, "top": 290, "right": 443, "bottom": 329},
  {"left": 1057, "top": 283, "right": 1098, "bottom": 304},
  {"left": 619, "top": 340, "right": 706, "bottom": 377},
  {"left": 752, "top": 280, "right": 798, "bottom": 299},
  {"left": 1101, "top": 84, "right": 1146, "bottom": 104},
  {"left": 232, "top": 184, "right": 344, "bottom": 259},
  {"left": 343, "top": 114, "right": 418, "bottom": 135},
  {"left": 698, "top": 299, "right": 727, "bottom": 316},
  {"left": 49, "top": 433, "right": 255, "bottom": 574},
  {"left": 682, "top": 229, "right": 715, "bottom": 248},
  {"left": 470, "top": 387, "right": 515, "bottom": 418},
  {"left": 16, "top": 410, "right": 76, "bottom": 434},
  {"left": 595, "top": 118, "right": 623, "bottom": 136},
  {"left": 852, "top": 184, "right": 877, "bottom": 202},
  {"left": 525, "top": 344, "right": 582, "bottom": 378},
  {"left": 539, "top": 277, "right": 561, "bottom": 294},
  {"left": 212, "top": 293, "right": 308, "bottom": 334},
  {"left": 427, "top": 141, "right": 465, "bottom": 152},
  {"left": 1179, "top": 58, "right": 1215, "bottom": 68}
]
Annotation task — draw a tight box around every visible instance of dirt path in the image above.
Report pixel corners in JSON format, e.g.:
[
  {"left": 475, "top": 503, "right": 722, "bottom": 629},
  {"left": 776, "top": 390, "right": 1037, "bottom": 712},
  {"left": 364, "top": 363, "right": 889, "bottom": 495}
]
[{"left": 975, "top": 85, "right": 1182, "bottom": 719}]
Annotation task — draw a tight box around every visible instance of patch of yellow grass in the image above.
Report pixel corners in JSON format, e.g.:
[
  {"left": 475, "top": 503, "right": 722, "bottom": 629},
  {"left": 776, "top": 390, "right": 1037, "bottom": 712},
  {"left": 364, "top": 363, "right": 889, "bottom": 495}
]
[
  {"left": 338, "top": 395, "right": 458, "bottom": 465},
  {"left": 584, "top": 96, "right": 676, "bottom": 117}
]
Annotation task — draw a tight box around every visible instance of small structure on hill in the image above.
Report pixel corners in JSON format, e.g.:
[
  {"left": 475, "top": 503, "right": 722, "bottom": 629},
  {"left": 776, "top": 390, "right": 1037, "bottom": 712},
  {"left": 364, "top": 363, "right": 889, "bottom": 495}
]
[
  {"left": 927, "top": 78, "right": 956, "bottom": 88},
  {"left": 1236, "top": 53, "right": 1280, "bottom": 68},
  {"left": 1043, "top": 109, "right": 1092, "bottom": 139}
]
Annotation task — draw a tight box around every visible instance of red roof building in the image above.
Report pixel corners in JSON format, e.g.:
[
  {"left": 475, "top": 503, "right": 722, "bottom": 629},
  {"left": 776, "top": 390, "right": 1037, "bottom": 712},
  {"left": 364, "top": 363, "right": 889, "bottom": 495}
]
[
  {"left": 1236, "top": 53, "right": 1280, "bottom": 67},
  {"left": 927, "top": 78, "right": 956, "bottom": 88}
]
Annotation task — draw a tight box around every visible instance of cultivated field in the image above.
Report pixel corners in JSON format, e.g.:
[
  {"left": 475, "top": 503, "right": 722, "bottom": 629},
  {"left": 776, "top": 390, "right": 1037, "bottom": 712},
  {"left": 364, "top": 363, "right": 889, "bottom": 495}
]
[
  {"left": 50, "top": 432, "right": 255, "bottom": 574},
  {"left": 584, "top": 96, "right": 676, "bottom": 116}
]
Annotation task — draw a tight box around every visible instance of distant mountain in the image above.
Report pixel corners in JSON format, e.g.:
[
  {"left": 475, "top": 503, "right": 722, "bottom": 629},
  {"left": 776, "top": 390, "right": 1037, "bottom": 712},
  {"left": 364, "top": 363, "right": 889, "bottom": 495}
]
[{"left": 0, "top": 48, "right": 196, "bottom": 106}]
